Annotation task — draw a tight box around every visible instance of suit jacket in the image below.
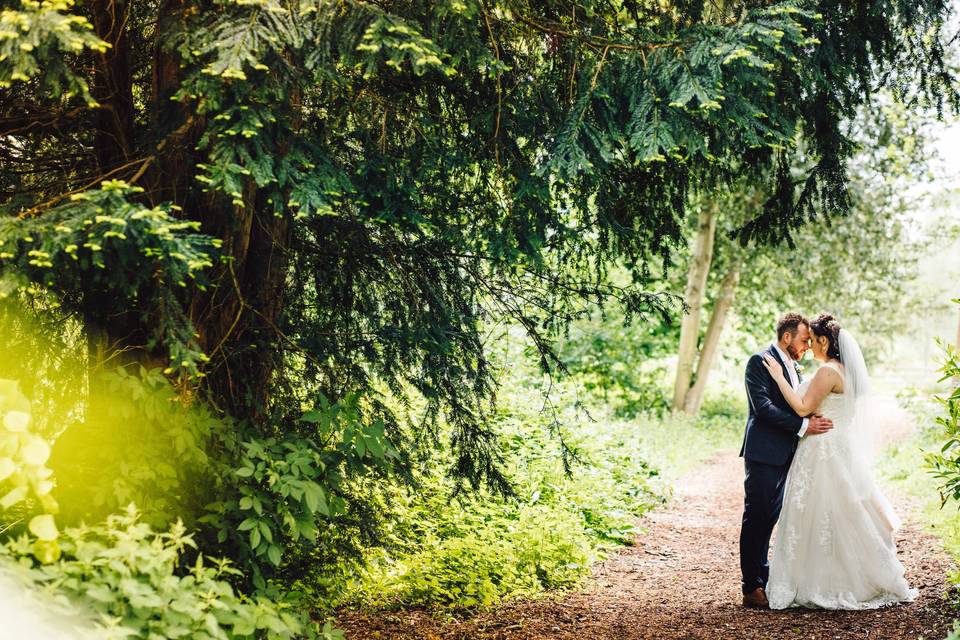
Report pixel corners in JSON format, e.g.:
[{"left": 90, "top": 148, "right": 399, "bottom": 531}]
[{"left": 739, "top": 345, "right": 804, "bottom": 466}]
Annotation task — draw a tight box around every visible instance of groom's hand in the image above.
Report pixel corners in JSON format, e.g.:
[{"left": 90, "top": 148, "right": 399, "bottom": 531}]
[{"left": 806, "top": 414, "right": 833, "bottom": 436}]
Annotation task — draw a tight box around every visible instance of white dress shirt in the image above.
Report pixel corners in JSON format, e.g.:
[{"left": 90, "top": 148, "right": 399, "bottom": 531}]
[{"left": 772, "top": 343, "right": 809, "bottom": 437}]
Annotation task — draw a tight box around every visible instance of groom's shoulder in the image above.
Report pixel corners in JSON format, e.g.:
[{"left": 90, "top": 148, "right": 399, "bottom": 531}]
[{"left": 745, "top": 347, "right": 771, "bottom": 368}]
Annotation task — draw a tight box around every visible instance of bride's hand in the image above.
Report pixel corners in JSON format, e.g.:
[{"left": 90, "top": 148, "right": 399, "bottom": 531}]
[{"left": 762, "top": 354, "right": 786, "bottom": 382}]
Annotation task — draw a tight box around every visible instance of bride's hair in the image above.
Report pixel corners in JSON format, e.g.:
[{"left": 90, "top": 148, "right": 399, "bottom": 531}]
[{"left": 810, "top": 313, "right": 842, "bottom": 361}]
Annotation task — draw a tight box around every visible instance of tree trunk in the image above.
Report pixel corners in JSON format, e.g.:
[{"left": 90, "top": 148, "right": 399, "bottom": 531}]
[
  {"left": 672, "top": 201, "right": 718, "bottom": 411},
  {"left": 70, "top": 0, "right": 298, "bottom": 422},
  {"left": 144, "top": 0, "right": 294, "bottom": 421},
  {"left": 85, "top": 0, "right": 143, "bottom": 365},
  {"left": 683, "top": 257, "right": 742, "bottom": 414},
  {"left": 90, "top": 0, "right": 135, "bottom": 172}
]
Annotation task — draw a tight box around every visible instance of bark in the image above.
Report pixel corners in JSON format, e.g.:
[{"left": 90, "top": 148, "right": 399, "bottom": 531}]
[
  {"left": 672, "top": 202, "right": 718, "bottom": 411},
  {"left": 147, "top": 5, "right": 298, "bottom": 419},
  {"left": 90, "top": 0, "right": 135, "bottom": 171},
  {"left": 65, "top": 0, "right": 295, "bottom": 422},
  {"left": 683, "top": 257, "right": 742, "bottom": 414},
  {"left": 85, "top": 0, "right": 148, "bottom": 368}
]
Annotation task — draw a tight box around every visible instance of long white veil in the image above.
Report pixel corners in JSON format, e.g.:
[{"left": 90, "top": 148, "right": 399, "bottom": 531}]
[
  {"left": 838, "top": 328, "right": 904, "bottom": 531},
  {"left": 839, "top": 328, "right": 872, "bottom": 458},
  {"left": 839, "top": 329, "right": 870, "bottom": 400}
]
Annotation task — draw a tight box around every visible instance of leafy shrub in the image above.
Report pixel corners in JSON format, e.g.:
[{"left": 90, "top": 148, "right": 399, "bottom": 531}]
[
  {"left": 1, "top": 505, "right": 331, "bottom": 639},
  {"left": 50, "top": 367, "right": 218, "bottom": 530},
  {"left": 38, "top": 363, "right": 403, "bottom": 584},
  {"left": 333, "top": 403, "right": 736, "bottom": 613},
  {"left": 200, "top": 392, "right": 404, "bottom": 579},
  {"left": 925, "top": 328, "right": 960, "bottom": 503},
  {"left": 0, "top": 376, "right": 340, "bottom": 639},
  {"left": 921, "top": 301, "right": 960, "bottom": 638},
  {"left": 393, "top": 506, "right": 593, "bottom": 608},
  {"left": 0, "top": 378, "right": 61, "bottom": 562},
  {"left": 344, "top": 486, "right": 596, "bottom": 610}
]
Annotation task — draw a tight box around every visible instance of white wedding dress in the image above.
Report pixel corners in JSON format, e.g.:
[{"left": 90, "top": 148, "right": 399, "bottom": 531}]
[{"left": 766, "top": 360, "right": 918, "bottom": 610}]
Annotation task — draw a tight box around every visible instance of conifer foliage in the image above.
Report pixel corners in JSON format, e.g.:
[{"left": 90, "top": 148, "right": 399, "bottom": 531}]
[{"left": 1, "top": 0, "right": 956, "bottom": 490}]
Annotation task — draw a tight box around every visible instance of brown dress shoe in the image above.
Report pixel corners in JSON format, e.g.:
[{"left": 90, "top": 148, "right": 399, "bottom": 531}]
[{"left": 742, "top": 587, "right": 769, "bottom": 609}]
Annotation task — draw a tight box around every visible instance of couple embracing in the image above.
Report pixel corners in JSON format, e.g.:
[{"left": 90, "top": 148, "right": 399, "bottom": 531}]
[{"left": 739, "top": 312, "right": 918, "bottom": 610}]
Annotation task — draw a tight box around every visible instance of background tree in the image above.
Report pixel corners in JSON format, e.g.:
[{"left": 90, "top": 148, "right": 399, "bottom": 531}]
[{"left": 671, "top": 96, "right": 932, "bottom": 414}]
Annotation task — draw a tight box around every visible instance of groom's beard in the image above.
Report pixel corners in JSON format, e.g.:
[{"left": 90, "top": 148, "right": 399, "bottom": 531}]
[{"left": 786, "top": 345, "right": 802, "bottom": 360}]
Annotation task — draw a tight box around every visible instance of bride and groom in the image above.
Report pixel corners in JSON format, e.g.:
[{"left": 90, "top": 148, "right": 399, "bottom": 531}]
[{"left": 739, "top": 312, "right": 918, "bottom": 610}]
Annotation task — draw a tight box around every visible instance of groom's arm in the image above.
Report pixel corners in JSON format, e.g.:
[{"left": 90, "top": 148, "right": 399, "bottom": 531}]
[{"left": 745, "top": 354, "right": 804, "bottom": 435}]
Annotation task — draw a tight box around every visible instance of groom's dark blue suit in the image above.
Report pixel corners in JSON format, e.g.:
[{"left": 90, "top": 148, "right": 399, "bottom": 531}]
[{"left": 739, "top": 345, "right": 804, "bottom": 596}]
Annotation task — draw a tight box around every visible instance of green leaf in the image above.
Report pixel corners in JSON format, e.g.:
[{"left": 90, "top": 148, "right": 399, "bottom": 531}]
[
  {"left": 303, "top": 482, "right": 329, "bottom": 516},
  {"left": 267, "top": 544, "right": 282, "bottom": 566},
  {"left": 301, "top": 410, "right": 323, "bottom": 423},
  {"left": 366, "top": 435, "right": 385, "bottom": 458},
  {"left": 258, "top": 519, "right": 273, "bottom": 542},
  {"left": 28, "top": 514, "right": 58, "bottom": 541}
]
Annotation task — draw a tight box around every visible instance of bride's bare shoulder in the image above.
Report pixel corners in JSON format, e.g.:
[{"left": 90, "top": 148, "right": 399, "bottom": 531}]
[
  {"left": 821, "top": 360, "right": 844, "bottom": 373},
  {"left": 816, "top": 360, "right": 844, "bottom": 391}
]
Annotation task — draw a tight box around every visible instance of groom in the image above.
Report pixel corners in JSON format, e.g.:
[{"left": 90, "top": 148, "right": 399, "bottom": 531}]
[{"left": 739, "top": 312, "right": 833, "bottom": 608}]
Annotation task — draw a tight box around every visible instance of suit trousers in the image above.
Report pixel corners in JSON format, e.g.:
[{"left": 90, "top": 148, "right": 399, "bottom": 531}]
[{"left": 739, "top": 456, "right": 791, "bottom": 595}]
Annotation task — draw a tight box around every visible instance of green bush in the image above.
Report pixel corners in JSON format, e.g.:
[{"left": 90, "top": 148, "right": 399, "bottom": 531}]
[
  {"left": 921, "top": 302, "right": 960, "bottom": 639},
  {"left": 1, "top": 505, "right": 330, "bottom": 639},
  {"left": 200, "top": 391, "right": 404, "bottom": 580},
  {"left": 321, "top": 339, "right": 744, "bottom": 613},
  {"left": 385, "top": 504, "right": 593, "bottom": 609},
  {"left": 50, "top": 367, "right": 218, "bottom": 530},
  {"left": 926, "top": 332, "right": 960, "bottom": 503},
  {"left": 0, "top": 374, "right": 341, "bottom": 639},
  {"left": 37, "top": 364, "right": 405, "bottom": 585}
]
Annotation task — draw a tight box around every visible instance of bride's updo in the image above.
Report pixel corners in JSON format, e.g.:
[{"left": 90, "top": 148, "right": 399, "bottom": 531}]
[{"left": 809, "top": 313, "right": 842, "bottom": 361}]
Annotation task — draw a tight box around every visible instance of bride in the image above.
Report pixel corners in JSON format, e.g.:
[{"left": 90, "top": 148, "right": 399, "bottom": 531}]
[{"left": 760, "top": 313, "right": 917, "bottom": 610}]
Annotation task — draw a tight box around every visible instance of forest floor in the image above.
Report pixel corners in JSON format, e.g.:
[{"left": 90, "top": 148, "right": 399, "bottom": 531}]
[{"left": 339, "top": 449, "right": 958, "bottom": 639}]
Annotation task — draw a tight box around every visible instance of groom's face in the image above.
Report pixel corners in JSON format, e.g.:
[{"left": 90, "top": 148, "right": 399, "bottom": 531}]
[{"left": 785, "top": 324, "right": 811, "bottom": 360}]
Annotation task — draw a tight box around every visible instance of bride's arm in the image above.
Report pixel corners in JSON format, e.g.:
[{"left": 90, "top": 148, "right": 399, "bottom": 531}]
[{"left": 761, "top": 356, "right": 839, "bottom": 417}]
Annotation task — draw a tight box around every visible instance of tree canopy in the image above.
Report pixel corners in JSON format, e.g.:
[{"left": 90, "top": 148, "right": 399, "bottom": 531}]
[{"left": 1, "top": 0, "right": 957, "bottom": 493}]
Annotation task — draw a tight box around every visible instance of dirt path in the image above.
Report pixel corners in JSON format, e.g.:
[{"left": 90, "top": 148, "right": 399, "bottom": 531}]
[{"left": 338, "top": 451, "right": 956, "bottom": 639}]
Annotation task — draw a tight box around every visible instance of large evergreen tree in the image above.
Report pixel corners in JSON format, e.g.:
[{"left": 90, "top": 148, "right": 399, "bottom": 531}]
[{"left": 1, "top": 0, "right": 957, "bottom": 491}]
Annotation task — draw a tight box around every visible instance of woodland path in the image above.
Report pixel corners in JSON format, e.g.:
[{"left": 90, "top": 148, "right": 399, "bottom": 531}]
[{"left": 338, "top": 450, "right": 956, "bottom": 639}]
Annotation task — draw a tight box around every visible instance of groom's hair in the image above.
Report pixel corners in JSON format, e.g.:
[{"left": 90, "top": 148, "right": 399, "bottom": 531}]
[{"left": 776, "top": 312, "right": 808, "bottom": 340}]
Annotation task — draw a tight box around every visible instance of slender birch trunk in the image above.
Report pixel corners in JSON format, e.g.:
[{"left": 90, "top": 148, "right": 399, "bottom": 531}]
[
  {"left": 683, "top": 257, "right": 742, "bottom": 414},
  {"left": 671, "top": 201, "right": 718, "bottom": 411}
]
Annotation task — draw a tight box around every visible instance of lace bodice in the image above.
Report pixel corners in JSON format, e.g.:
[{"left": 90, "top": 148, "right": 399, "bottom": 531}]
[{"left": 797, "top": 374, "right": 853, "bottom": 434}]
